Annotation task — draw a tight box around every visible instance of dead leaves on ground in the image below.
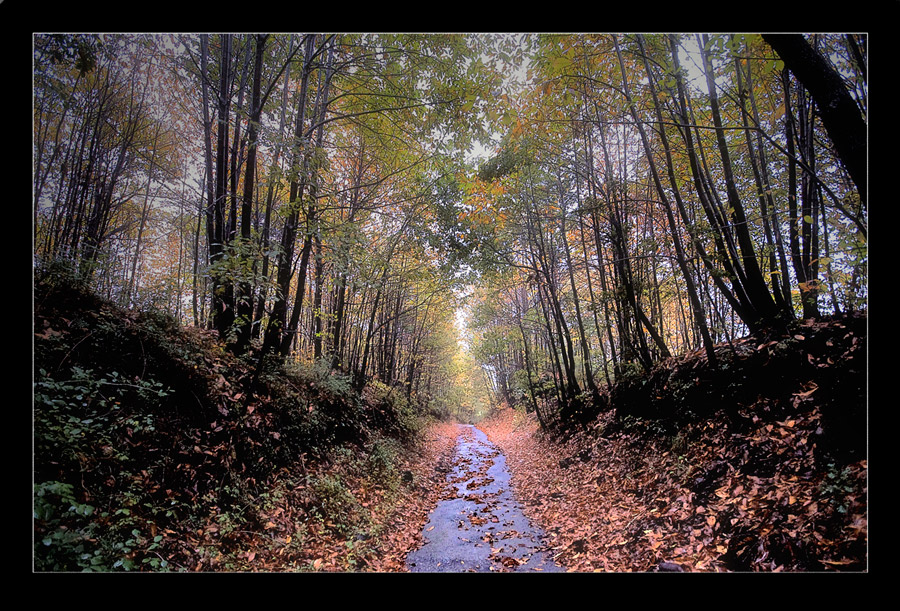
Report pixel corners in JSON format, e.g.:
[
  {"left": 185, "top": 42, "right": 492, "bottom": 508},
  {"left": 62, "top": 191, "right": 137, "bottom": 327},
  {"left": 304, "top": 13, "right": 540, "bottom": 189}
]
[
  {"left": 208, "top": 421, "right": 460, "bottom": 572},
  {"left": 482, "top": 405, "right": 866, "bottom": 572}
]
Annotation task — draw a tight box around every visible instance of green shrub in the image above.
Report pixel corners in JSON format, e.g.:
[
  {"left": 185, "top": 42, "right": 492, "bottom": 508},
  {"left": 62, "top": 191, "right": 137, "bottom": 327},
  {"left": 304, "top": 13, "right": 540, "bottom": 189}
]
[
  {"left": 33, "top": 480, "right": 99, "bottom": 571},
  {"left": 34, "top": 366, "right": 169, "bottom": 473},
  {"left": 367, "top": 438, "right": 398, "bottom": 477},
  {"left": 365, "top": 437, "right": 403, "bottom": 496},
  {"left": 365, "top": 380, "right": 420, "bottom": 440},
  {"left": 819, "top": 462, "right": 856, "bottom": 515},
  {"left": 33, "top": 360, "right": 178, "bottom": 572},
  {"left": 33, "top": 478, "right": 174, "bottom": 572},
  {"left": 309, "top": 474, "right": 361, "bottom": 535},
  {"left": 290, "top": 358, "right": 353, "bottom": 401}
]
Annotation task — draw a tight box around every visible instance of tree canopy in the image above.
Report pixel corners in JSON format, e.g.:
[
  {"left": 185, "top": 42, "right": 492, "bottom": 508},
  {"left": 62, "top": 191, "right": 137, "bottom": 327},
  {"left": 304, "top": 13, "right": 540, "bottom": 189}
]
[{"left": 33, "top": 32, "right": 867, "bottom": 426}]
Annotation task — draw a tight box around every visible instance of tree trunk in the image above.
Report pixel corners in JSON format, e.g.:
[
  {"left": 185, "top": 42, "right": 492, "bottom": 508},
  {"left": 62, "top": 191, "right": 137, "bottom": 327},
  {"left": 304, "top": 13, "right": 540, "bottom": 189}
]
[
  {"left": 762, "top": 34, "right": 866, "bottom": 204},
  {"left": 261, "top": 34, "right": 316, "bottom": 358},
  {"left": 211, "top": 33, "right": 233, "bottom": 339},
  {"left": 558, "top": 171, "right": 601, "bottom": 399},
  {"left": 626, "top": 35, "right": 717, "bottom": 365},
  {"left": 280, "top": 39, "right": 335, "bottom": 357},
  {"left": 699, "top": 34, "right": 784, "bottom": 331},
  {"left": 233, "top": 34, "right": 268, "bottom": 352}
]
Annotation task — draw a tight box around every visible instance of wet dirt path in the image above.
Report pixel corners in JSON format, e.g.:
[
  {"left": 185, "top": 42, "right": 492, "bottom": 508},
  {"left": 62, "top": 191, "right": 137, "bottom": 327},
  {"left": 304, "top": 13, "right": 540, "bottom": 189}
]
[{"left": 406, "top": 424, "right": 565, "bottom": 572}]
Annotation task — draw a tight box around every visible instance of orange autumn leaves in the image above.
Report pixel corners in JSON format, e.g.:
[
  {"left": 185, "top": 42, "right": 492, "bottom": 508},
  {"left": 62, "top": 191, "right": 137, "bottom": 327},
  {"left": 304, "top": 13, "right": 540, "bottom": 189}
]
[{"left": 482, "top": 405, "right": 866, "bottom": 572}]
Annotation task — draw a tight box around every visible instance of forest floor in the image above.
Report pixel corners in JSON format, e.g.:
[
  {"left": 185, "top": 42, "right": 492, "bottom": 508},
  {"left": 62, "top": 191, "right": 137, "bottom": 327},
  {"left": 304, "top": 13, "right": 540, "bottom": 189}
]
[
  {"left": 253, "top": 420, "right": 462, "bottom": 572},
  {"left": 480, "top": 397, "right": 867, "bottom": 572},
  {"left": 292, "top": 391, "right": 867, "bottom": 573},
  {"left": 396, "top": 314, "right": 868, "bottom": 573},
  {"left": 33, "top": 274, "right": 867, "bottom": 572}
]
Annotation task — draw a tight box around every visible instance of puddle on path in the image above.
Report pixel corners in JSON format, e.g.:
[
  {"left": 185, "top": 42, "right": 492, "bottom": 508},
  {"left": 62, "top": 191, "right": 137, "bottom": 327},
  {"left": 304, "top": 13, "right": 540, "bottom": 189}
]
[{"left": 406, "top": 424, "right": 565, "bottom": 573}]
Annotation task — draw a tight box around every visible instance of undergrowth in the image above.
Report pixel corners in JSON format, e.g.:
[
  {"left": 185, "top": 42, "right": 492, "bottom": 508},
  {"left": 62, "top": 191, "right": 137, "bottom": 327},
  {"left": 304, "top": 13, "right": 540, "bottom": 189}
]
[{"left": 33, "top": 267, "right": 436, "bottom": 572}]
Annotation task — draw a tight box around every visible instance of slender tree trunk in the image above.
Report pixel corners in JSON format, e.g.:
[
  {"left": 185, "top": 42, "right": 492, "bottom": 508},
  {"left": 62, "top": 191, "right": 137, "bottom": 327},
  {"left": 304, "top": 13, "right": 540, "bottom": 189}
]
[
  {"left": 261, "top": 34, "right": 315, "bottom": 358},
  {"left": 699, "top": 34, "right": 783, "bottom": 330},
  {"left": 252, "top": 37, "right": 295, "bottom": 340},
  {"left": 192, "top": 166, "right": 204, "bottom": 327},
  {"left": 210, "top": 33, "right": 233, "bottom": 339},
  {"left": 558, "top": 172, "right": 601, "bottom": 399},
  {"left": 762, "top": 34, "right": 866, "bottom": 204},
  {"left": 280, "top": 39, "right": 335, "bottom": 357},
  {"left": 528, "top": 201, "right": 581, "bottom": 400},
  {"left": 734, "top": 38, "right": 794, "bottom": 310},
  {"left": 233, "top": 34, "right": 268, "bottom": 352},
  {"left": 312, "top": 231, "right": 324, "bottom": 360},
  {"left": 625, "top": 35, "right": 716, "bottom": 365},
  {"left": 125, "top": 125, "right": 160, "bottom": 306}
]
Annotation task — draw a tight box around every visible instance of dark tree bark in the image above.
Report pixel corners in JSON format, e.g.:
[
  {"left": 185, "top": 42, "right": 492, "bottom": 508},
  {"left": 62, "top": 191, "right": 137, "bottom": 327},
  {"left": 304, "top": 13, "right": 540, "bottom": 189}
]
[
  {"left": 279, "top": 37, "right": 336, "bottom": 357},
  {"left": 782, "top": 71, "right": 822, "bottom": 319},
  {"left": 627, "top": 35, "right": 717, "bottom": 366},
  {"left": 526, "top": 199, "right": 581, "bottom": 401},
  {"left": 699, "top": 34, "right": 784, "bottom": 330},
  {"left": 233, "top": 34, "right": 268, "bottom": 352},
  {"left": 762, "top": 34, "right": 867, "bottom": 204},
  {"left": 558, "top": 176, "right": 601, "bottom": 401},
  {"left": 210, "top": 33, "right": 233, "bottom": 339},
  {"left": 261, "top": 34, "right": 316, "bottom": 358},
  {"left": 328, "top": 138, "right": 366, "bottom": 371},
  {"left": 253, "top": 36, "right": 296, "bottom": 340},
  {"left": 731, "top": 37, "right": 792, "bottom": 312}
]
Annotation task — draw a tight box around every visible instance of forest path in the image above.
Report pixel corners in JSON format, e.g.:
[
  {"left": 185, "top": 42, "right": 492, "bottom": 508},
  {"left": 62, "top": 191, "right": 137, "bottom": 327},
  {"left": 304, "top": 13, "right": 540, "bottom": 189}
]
[{"left": 406, "top": 424, "right": 565, "bottom": 572}]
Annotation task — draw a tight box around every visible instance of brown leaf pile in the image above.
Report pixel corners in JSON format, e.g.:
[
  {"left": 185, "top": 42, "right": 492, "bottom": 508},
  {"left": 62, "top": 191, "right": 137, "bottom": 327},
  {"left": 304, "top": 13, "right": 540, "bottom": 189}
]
[
  {"left": 482, "top": 404, "right": 866, "bottom": 572},
  {"left": 364, "top": 421, "right": 460, "bottom": 571},
  {"left": 218, "top": 420, "right": 460, "bottom": 572}
]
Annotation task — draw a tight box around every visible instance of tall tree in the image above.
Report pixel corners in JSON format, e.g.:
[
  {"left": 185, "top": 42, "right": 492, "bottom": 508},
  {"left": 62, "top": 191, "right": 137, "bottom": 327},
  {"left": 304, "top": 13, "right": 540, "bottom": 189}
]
[
  {"left": 209, "top": 33, "right": 234, "bottom": 338},
  {"left": 624, "top": 35, "right": 717, "bottom": 366},
  {"left": 232, "top": 34, "right": 269, "bottom": 352},
  {"left": 261, "top": 34, "right": 318, "bottom": 359},
  {"left": 762, "top": 34, "right": 867, "bottom": 204}
]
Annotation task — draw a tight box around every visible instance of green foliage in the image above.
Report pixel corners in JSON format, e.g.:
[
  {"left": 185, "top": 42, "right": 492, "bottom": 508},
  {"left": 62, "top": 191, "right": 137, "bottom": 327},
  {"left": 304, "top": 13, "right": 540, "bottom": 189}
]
[
  {"left": 301, "top": 358, "right": 354, "bottom": 400},
  {"left": 365, "top": 380, "right": 420, "bottom": 441},
  {"left": 35, "top": 34, "right": 103, "bottom": 75},
  {"left": 366, "top": 438, "right": 401, "bottom": 485},
  {"left": 33, "top": 251, "right": 437, "bottom": 571},
  {"left": 33, "top": 271, "right": 222, "bottom": 572},
  {"left": 206, "top": 235, "right": 279, "bottom": 343},
  {"left": 34, "top": 366, "right": 169, "bottom": 470},
  {"left": 33, "top": 362, "right": 176, "bottom": 571},
  {"left": 509, "top": 368, "right": 534, "bottom": 404},
  {"left": 309, "top": 474, "right": 362, "bottom": 535},
  {"left": 34, "top": 480, "right": 102, "bottom": 571},
  {"left": 619, "top": 413, "right": 671, "bottom": 439},
  {"left": 33, "top": 479, "right": 172, "bottom": 572},
  {"left": 611, "top": 361, "right": 646, "bottom": 385},
  {"left": 412, "top": 173, "right": 481, "bottom": 276},
  {"left": 819, "top": 463, "right": 856, "bottom": 515},
  {"left": 328, "top": 436, "right": 403, "bottom": 495},
  {"left": 34, "top": 258, "right": 91, "bottom": 293},
  {"left": 251, "top": 357, "right": 368, "bottom": 470},
  {"left": 476, "top": 139, "right": 529, "bottom": 181},
  {"left": 295, "top": 359, "right": 366, "bottom": 444}
]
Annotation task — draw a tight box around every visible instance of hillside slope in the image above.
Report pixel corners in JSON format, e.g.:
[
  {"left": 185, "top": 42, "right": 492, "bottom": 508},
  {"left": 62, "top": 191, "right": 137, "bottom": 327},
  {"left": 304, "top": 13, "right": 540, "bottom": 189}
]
[
  {"left": 32, "top": 272, "right": 451, "bottom": 572},
  {"left": 483, "top": 312, "right": 867, "bottom": 572}
]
